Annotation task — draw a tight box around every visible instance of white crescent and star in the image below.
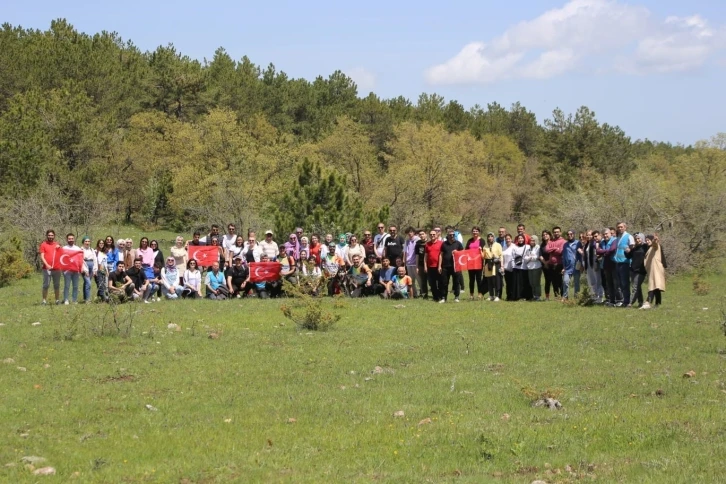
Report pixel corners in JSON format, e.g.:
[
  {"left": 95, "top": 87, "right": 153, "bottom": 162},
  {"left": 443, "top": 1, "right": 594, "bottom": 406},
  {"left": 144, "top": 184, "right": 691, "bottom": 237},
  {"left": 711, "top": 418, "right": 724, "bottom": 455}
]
[
  {"left": 59, "top": 254, "right": 71, "bottom": 266},
  {"left": 457, "top": 253, "right": 469, "bottom": 267}
]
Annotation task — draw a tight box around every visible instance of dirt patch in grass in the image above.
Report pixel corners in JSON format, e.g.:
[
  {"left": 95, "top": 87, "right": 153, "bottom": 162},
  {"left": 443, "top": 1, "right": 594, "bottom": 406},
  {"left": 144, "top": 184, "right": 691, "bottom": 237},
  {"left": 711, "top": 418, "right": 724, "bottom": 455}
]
[{"left": 100, "top": 374, "right": 135, "bottom": 383}]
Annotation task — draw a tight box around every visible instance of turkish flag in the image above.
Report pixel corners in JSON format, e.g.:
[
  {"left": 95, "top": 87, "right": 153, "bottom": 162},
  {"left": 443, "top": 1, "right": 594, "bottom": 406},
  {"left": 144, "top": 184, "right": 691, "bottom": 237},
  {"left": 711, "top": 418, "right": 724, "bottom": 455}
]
[
  {"left": 55, "top": 247, "right": 84, "bottom": 273},
  {"left": 249, "top": 262, "right": 282, "bottom": 283},
  {"left": 188, "top": 246, "right": 219, "bottom": 267},
  {"left": 453, "top": 249, "right": 483, "bottom": 272}
]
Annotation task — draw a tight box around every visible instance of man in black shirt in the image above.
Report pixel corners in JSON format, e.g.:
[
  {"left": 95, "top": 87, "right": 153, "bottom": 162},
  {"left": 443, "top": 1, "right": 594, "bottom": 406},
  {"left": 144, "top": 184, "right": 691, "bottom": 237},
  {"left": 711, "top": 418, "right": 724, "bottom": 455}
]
[
  {"left": 384, "top": 225, "right": 405, "bottom": 264},
  {"left": 108, "top": 261, "right": 134, "bottom": 301},
  {"left": 126, "top": 257, "right": 150, "bottom": 302},
  {"left": 415, "top": 229, "right": 428, "bottom": 299},
  {"left": 226, "top": 257, "right": 250, "bottom": 298},
  {"left": 438, "top": 229, "right": 463, "bottom": 303}
]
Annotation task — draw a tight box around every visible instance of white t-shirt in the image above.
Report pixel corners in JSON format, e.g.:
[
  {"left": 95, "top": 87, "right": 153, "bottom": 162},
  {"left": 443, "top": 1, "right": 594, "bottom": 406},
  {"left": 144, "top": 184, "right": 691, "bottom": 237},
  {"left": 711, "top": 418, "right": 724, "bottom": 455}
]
[{"left": 222, "top": 234, "right": 237, "bottom": 252}]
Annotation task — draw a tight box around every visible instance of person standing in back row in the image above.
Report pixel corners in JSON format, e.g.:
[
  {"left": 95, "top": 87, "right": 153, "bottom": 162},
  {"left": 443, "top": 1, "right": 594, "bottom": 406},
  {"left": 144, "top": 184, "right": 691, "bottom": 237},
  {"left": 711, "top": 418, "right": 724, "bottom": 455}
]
[
  {"left": 438, "top": 229, "right": 463, "bottom": 303},
  {"left": 39, "top": 229, "right": 61, "bottom": 305}
]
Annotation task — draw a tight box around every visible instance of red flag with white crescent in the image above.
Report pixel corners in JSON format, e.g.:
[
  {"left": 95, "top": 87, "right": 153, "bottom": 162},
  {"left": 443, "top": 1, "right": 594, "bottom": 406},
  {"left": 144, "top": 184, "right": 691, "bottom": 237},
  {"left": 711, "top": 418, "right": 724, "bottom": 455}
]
[
  {"left": 453, "top": 249, "right": 483, "bottom": 272},
  {"left": 188, "top": 245, "right": 219, "bottom": 267},
  {"left": 54, "top": 247, "right": 84, "bottom": 273},
  {"left": 249, "top": 262, "right": 282, "bottom": 283}
]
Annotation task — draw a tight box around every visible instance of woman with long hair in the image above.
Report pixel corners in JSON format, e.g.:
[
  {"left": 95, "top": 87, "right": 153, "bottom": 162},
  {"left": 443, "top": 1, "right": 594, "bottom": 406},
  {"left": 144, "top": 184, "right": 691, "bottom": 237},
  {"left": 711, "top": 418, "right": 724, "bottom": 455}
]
[
  {"left": 150, "top": 240, "right": 164, "bottom": 268},
  {"left": 104, "top": 236, "right": 119, "bottom": 273},
  {"left": 510, "top": 234, "right": 528, "bottom": 301},
  {"left": 482, "top": 232, "right": 503, "bottom": 301},
  {"left": 501, "top": 234, "right": 515, "bottom": 301},
  {"left": 465, "top": 226, "right": 485, "bottom": 300},
  {"left": 539, "top": 230, "right": 553, "bottom": 301},
  {"left": 182, "top": 259, "right": 202, "bottom": 299}
]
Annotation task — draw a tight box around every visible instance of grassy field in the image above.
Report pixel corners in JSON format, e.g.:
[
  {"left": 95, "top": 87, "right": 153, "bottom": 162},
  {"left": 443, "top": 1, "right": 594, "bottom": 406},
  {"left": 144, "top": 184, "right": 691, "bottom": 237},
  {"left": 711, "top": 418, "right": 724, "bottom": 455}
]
[{"left": 1, "top": 271, "right": 725, "bottom": 483}]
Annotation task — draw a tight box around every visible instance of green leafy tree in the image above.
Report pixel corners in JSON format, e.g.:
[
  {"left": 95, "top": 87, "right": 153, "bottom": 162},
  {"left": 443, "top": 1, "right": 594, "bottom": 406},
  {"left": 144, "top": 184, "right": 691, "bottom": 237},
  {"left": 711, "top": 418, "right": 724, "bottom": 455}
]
[{"left": 272, "top": 159, "right": 381, "bottom": 237}]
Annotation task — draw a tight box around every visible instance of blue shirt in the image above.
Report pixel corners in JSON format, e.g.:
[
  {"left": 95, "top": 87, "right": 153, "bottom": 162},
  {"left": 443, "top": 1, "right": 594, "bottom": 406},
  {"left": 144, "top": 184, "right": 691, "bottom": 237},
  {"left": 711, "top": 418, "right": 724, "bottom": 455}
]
[{"left": 562, "top": 239, "right": 581, "bottom": 274}]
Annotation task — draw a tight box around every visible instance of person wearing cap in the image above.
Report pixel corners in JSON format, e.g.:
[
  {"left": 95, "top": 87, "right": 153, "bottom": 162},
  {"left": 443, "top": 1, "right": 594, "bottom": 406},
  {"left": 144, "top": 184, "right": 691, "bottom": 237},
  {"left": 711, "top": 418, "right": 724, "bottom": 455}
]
[
  {"left": 226, "top": 256, "right": 250, "bottom": 298},
  {"left": 259, "top": 230, "right": 279, "bottom": 261},
  {"left": 80, "top": 236, "right": 98, "bottom": 303}
]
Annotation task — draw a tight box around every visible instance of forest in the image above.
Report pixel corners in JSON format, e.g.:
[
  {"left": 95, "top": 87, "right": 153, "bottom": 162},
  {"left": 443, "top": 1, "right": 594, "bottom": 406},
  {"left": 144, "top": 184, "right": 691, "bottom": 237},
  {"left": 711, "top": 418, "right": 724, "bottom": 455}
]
[{"left": 0, "top": 19, "right": 724, "bottom": 277}]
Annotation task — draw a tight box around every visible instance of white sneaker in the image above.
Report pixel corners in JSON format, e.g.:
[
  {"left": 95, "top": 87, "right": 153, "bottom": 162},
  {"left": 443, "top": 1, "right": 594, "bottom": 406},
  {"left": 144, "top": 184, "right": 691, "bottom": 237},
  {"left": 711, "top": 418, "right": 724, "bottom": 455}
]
[
  {"left": 439, "top": 299, "right": 445, "bottom": 304},
  {"left": 155, "top": 297, "right": 161, "bottom": 302},
  {"left": 640, "top": 302, "right": 651, "bottom": 310},
  {"left": 64, "top": 300, "right": 70, "bottom": 305},
  {"left": 493, "top": 297, "right": 500, "bottom": 302},
  {"left": 42, "top": 300, "right": 47, "bottom": 305},
  {"left": 454, "top": 298, "right": 460, "bottom": 303},
  {"left": 144, "top": 300, "right": 150, "bottom": 304}
]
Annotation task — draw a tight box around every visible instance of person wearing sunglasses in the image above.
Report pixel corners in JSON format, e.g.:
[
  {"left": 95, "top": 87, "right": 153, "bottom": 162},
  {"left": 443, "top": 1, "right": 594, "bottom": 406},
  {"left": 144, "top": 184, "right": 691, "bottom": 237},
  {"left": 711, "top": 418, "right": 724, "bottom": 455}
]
[{"left": 438, "top": 229, "right": 463, "bottom": 303}]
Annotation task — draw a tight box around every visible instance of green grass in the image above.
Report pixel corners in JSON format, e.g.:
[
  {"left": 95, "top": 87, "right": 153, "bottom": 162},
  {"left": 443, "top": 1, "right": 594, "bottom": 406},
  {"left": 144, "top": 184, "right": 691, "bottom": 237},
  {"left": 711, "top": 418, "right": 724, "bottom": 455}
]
[{"left": 1, "top": 272, "right": 725, "bottom": 483}]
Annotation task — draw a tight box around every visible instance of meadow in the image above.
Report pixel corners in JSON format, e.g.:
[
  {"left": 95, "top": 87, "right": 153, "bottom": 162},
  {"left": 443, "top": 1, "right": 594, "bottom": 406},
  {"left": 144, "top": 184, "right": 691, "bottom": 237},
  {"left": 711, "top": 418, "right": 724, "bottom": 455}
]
[{"left": 1, "top": 270, "right": 725, "bottom": 483}]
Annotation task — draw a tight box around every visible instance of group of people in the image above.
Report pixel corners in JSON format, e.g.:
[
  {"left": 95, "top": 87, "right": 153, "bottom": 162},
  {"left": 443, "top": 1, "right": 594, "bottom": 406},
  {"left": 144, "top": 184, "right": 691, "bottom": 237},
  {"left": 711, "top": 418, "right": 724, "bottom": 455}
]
[{"left": 38, "top": 221, "right": 667, "bottom": 308}]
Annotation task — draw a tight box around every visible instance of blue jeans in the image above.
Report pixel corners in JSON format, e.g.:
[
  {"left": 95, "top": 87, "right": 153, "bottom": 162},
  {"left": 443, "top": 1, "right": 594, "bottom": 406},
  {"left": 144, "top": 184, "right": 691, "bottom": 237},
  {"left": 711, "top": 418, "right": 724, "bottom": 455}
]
[
  {"left": 83, "top": 260, "right": 94, "bottom": 301},
  {"left": 616, "top": 263, "right": 631, "bottom": 305},
  {"left": 563, "top": 271, "right": 574, "bottom": 299},
  {"left": 63, "top": 271, "right": 80, "bottom": 302}
]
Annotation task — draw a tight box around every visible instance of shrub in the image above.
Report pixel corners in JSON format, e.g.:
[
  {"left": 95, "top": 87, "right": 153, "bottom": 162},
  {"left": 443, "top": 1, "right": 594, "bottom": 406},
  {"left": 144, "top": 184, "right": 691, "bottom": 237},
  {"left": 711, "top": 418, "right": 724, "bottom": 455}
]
[
  {"left": 279, "top": 279, "right": 339, "bottom": 331},
  {"left": 692, "top": 275, "right": 711, "bottom": 296},
  {"left": 0, "top": 236, "right": 33, "bottom": 287}
]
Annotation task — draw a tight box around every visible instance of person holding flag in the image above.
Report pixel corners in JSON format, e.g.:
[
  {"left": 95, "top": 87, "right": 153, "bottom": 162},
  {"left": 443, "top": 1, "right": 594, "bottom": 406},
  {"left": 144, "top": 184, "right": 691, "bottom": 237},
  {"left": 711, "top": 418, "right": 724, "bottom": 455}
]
[
  {"left": 438, "top": 229, "right": 463, "bottom": 303},
  {"left": 60, "top": 233, "right": 85, "bottom": 305},
  {"left": 39, "top": 229, "right": 61, "bottom": 305},
  {"left": 464, "top": 227, "right": 486, "bottom": 300}
]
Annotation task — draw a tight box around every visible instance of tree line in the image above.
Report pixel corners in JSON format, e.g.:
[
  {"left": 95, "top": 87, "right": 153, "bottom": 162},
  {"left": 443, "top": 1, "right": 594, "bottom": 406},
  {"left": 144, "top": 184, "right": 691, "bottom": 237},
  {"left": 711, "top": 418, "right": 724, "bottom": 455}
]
[{"left": 0, "top": 19, "right": 724, "bottom": 277}]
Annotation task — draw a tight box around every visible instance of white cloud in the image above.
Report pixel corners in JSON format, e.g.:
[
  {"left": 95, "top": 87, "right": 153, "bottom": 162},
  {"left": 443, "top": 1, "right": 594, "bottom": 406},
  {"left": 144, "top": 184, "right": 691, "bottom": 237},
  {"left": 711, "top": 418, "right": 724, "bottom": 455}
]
[
  {"left": 345, "top": 67, "right": 377, "bottom": 93},
  {"left": 426, "top": 0, "right": 726, "bottom": 85}
]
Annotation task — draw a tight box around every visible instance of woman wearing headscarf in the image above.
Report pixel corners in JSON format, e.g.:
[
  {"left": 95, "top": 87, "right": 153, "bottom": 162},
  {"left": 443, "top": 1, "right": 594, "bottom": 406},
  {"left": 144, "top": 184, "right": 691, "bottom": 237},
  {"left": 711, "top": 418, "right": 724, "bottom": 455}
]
[
  {"left": 482, "top": 232, "right": 503, "bottom": 301},
  {"left": 160, "top": 256, "right": 181, "bottom": 299},
  {"left": 334, "top": 233, "right": 349, "bottom": 263},
  {"left": 642, "top": 234, "right": 666, "bottom": 309},
  {"left": 625, "top": 232, "right": 647, "bottom": 307}
]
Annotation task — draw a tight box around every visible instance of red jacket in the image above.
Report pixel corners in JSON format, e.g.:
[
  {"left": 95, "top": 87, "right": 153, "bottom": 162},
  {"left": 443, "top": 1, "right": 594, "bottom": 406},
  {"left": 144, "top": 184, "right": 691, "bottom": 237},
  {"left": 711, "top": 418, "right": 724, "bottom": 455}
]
[{"left": 546, "top": 238, "right": 566, "bottom": 265}]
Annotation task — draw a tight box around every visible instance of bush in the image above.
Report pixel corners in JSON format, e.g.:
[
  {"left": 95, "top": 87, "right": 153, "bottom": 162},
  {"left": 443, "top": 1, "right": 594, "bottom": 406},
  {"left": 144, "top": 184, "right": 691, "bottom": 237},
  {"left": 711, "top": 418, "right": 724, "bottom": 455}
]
[
  {"left": 0, "top": 236, "right": 33, "bottom": 287},
  {"left": 279, "top": 279, "right": 340, "bottom": 331},
  {"left": 692, "top": 275, "right": 711, "bottom": 296}
]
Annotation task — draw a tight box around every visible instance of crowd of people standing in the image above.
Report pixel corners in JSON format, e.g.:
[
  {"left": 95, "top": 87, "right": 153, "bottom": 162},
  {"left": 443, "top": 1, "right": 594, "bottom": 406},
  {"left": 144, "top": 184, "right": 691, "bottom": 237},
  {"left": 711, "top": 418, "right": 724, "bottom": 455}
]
[{"left": 38, "top": 221, "right": 667, "bottom": 308}]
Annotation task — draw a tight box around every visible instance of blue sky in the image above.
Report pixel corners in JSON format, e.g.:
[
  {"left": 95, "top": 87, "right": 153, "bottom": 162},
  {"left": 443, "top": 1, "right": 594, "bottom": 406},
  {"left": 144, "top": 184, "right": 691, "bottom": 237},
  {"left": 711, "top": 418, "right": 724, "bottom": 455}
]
[{"left": 5, "top": 0, "right": 725, "bottom": 145}]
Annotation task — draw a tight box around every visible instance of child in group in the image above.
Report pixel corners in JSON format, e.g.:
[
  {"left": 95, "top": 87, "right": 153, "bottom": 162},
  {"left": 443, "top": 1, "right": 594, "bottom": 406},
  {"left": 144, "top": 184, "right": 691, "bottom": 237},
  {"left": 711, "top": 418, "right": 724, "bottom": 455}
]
[{"left": 384, "top": 266, "right": 414, "bottom": 299}]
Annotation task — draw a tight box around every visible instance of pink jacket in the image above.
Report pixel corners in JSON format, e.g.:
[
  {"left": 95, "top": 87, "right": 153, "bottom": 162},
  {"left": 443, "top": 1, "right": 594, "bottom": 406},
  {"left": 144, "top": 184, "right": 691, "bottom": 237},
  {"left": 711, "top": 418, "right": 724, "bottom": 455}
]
[{"left": 546, "top": 238, "right": 566, "bottom": 265}]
